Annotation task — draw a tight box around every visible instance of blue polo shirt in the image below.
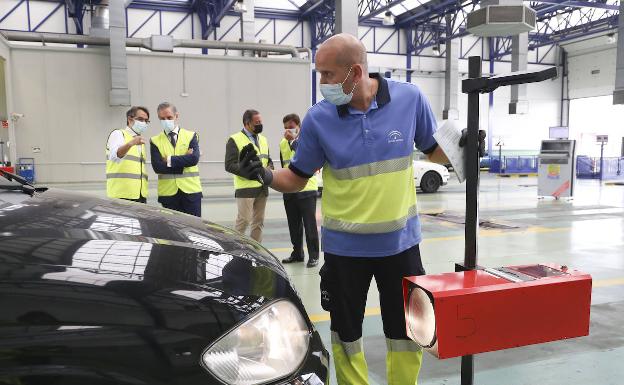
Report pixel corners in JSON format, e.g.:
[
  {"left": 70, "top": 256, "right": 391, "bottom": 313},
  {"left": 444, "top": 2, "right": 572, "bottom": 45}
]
[{"left": 289, "top": 74, "right": 438, "bottom": 257}]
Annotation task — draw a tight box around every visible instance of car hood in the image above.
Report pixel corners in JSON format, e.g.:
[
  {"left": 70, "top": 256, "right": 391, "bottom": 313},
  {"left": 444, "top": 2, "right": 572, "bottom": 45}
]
[
  {"left": 0, "top": 189, "right": 301, "bottom": 339},
  {"left": 0, "top": 188, "right": 284, "bottom": 273}
]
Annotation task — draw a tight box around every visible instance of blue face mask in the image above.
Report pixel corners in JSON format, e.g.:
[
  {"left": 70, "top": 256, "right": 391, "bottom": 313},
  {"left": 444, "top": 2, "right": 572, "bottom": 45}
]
[
  {"left": 319, "top": 66, "right": 358, "bottom": 106},
  {"left": 160, "top": 119, "right": 175, "bottom": 134},
  {"left": 132, "top": 120, "right": 148, "bottom": 135}
]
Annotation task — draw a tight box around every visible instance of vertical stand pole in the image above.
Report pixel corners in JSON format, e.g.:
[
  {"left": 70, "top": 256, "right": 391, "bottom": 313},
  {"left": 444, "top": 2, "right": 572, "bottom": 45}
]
[
  {"left": 461, "top": 55, "right": 482, "bottom": 385},
  {"left": 599, "top": 141, "right": 605, "bottom": 182}
]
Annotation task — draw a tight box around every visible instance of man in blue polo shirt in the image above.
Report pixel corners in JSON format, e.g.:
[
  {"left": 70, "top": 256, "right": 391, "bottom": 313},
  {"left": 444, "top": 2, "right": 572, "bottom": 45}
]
[{"left": 237, "top": 33, "right": 453, "bottom": 385}]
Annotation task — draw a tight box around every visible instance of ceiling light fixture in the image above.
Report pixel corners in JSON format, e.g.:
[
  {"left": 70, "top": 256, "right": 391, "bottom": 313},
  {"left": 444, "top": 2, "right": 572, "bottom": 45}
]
[
  {"left": 382, "top": 11, "right": 395, "bottom": 26},
  {"left": 234, "top": 0, "right": 247, "bottom": 13}
]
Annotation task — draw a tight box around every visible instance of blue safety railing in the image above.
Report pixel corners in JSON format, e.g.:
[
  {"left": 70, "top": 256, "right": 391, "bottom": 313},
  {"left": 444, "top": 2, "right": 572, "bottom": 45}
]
[
  {"left": 577, "top": 156, "right": 624, "bottom": 180},
  {"left": 488, "top": 156, "right": 538, "bottom": 174}
]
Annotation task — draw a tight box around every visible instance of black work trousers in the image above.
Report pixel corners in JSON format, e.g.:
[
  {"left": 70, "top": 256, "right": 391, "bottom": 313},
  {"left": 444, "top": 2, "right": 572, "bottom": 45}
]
[
  {"left": 320, "top": 244, "right": 426, "bottom": 342},
  {"left": 283, "top": 194, "right": 319, "bottom": 260}
]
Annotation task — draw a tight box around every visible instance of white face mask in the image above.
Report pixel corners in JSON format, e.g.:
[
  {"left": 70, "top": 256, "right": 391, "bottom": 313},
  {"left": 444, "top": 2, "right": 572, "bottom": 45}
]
[
  {"left": 287, "top": 128, "right": 299, "bottom": 136},
  {"left": 132, "top": 120, "right": 148, "bottom": 135},
  {"left": 319, "top": 66, "right": 358, "bottom": 106},
  {"left": 160, "top": 119, "right": 175, "bottom": 134}
]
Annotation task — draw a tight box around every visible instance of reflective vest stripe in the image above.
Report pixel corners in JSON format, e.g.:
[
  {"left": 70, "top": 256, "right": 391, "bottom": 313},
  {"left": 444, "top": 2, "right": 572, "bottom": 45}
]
[
  {"left": 279, "top": 138, "right": 318, "bottom": 193},
  {"left": 323, "top": 204, "right": 418, "bottom": 234},
  {"left": 107, "top": 173, "right": 148, "bottom": 180},
  {"left": 158, "top": 172, "right": 201, "bottom": 180},
  {"left": 121, "top": 154, "right": 142, "bottom": 162},
  {"left": 327, "top": 153, "right": 413, "bottom": 180}
]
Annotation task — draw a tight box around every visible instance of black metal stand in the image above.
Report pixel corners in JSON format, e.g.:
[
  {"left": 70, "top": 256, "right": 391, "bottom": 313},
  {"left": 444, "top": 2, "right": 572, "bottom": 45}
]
[
  {"left": 459, "top": 56, "right": 558, "bottom": 385},
  {"left": 461, "top": 55, "right": 482, "bottom": 385}
]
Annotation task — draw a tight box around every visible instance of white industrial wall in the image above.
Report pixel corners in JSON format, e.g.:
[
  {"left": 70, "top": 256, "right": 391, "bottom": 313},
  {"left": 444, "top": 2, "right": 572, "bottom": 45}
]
[
  {"left": 0, "top": 36, "right": 15, "bottom": 165},
  {"left": 7, "top": 44, "right": 311, "bottom": 183}
]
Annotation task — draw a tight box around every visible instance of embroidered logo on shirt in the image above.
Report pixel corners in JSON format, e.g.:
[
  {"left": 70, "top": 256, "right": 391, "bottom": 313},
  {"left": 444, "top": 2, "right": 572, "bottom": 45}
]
[{"left": 387, "top": 130, "right": 404, "bottom": 144}]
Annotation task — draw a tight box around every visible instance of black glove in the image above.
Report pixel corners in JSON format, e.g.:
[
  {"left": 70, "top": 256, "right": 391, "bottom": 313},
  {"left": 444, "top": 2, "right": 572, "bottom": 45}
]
[
  {"left": 459, "top": 129, "right": 487, "bottom": 158},
  {"left": 238, "top": 143, "right": 273, "bottom": 186}
]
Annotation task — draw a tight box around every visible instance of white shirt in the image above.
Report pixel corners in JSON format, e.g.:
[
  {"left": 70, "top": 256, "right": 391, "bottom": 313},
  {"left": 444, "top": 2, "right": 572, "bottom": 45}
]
[{"left": 107, "top": 127, "right": 142, "bottom": 163}]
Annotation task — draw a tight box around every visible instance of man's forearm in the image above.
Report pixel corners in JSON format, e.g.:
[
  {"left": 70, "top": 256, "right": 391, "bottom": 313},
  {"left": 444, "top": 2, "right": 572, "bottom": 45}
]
[
  {"left": 270, "top": 168, "right": 308, "bottom": 193},
  {"left": 116, "top": 143, "right": 133, "bottom": 159},
  {"left": 426, "top": 145, "right": 449, "bottom": 164}
]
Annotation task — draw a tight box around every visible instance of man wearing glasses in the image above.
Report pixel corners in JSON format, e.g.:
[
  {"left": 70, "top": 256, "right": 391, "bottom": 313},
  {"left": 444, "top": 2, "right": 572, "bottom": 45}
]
[{"left": 105, "top": 106, "right": 150, "bottom": 203}]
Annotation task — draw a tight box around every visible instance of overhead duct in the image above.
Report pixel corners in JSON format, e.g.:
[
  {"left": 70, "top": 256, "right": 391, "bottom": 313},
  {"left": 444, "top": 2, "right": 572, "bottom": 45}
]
[
  {"left": 467, "top": 0, "right": 536, "bottom": 37},
  {"left": 108, "top": 0, "right": 130, "bottom": 106},
  {"left": 239, "top": 0, "right": 255, "bottom": 57},
  {"left": 0, "top": 31, "right": 304, "bottom": 58},
  {"left": 91, "top": 0, "right": 110, "bottom": 37}
]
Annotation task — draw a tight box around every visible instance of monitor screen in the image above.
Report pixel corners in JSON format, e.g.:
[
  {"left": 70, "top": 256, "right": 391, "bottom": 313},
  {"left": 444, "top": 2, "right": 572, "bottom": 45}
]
[
  {"left": 549, "top": 126, "right": 569, "bottom": 139},
  {"left": 541, "top": 141, "right": 571, "bottom": 152}
]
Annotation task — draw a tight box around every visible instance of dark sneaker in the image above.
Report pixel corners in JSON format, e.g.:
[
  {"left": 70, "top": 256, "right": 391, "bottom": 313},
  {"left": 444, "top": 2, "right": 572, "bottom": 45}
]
[
  {"left": 306, "top": 258, "right": 319, "bottom": 268},
  {"left": 282, "top": 256, "right": 304, "bottom": 264}
]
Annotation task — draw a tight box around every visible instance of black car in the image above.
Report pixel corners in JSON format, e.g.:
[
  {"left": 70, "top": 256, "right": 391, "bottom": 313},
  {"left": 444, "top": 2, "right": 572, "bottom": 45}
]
[{"left": 0, "top": 172, "right": 329, "bottom": 385}]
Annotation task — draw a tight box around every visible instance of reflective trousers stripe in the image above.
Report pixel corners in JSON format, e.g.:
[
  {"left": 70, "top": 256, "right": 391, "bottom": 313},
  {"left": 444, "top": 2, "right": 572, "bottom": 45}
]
[
  {"left": 386, "top": 338, "right": 422, "bottom": 353},
  {"left": 331, "top": 332, "right": 369, "bottom": 385},
  {"left": 331, "top": 332, "right": 363, "bottom": 356},
  {"left": 328, "top": 154, "right": 413, "bottom": 180},
  {"left": 323, "top": 204, "right": 418, "bottom": 234},
  {"left": 386, "top": 339, "right": 423, "bottom": 385},
  {"left": 106, "top": 173, "right": 148, "bottom": 180},
  {"left": 158, "top": 172, "right": 200, "bottom": 180}
]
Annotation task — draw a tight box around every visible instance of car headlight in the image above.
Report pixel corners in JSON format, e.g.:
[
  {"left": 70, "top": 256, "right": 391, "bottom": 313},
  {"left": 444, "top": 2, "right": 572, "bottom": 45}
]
[{"left": 201, "top": 300, "right": 311, "bottom": 385}]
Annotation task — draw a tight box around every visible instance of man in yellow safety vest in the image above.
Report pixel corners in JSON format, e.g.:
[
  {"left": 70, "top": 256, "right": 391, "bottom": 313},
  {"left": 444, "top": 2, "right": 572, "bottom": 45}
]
[
  {"left": 279, "top": 113, "right": 319, "bottom": 267},
  {"left": 150, "top": 102, "right": 203, "bottom": 217},
  {"left": 105, "top": 106, "right": 150, "bottom": 203},
  {"left": 224, "top": 109, "right": 274, "bottom": 242}
]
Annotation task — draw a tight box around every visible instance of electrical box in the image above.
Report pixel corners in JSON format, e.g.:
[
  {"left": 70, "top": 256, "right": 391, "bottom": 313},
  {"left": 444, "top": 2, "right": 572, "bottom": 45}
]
[
  {"left": 538, "top": 140, "right": 576, "bottom": 198},
  {"left": 403, "top": 264, "right": 591, "bottom": 359}
]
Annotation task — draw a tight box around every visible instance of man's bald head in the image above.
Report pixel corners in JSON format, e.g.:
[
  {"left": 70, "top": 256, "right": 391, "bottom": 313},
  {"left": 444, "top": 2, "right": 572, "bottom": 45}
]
[{"left": 318, "top": 33, "right": 368, "bottom": 69}]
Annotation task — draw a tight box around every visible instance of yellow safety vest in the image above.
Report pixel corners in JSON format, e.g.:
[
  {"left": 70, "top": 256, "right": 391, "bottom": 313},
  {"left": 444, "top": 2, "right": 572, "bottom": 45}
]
[
  {"left": 150, "top": 128, "right": 202, "bottom": 197},
  {"left": 321, "top": 153, "right": 417, "bottom": 234},
  {"left": 279, "top": 138, "right": 318, "bottom": 193},
  {"left": 106, "top": 129, "right": 148, "bottom": 200},
  {"left": 229, "top": 131, "right": 270, "bottom": 191}
]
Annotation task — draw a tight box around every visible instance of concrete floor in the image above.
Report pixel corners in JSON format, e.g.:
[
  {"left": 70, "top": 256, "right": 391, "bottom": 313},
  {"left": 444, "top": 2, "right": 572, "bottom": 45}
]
[{"left": 60, "top": 173, "right": 624, "bottom": 385}]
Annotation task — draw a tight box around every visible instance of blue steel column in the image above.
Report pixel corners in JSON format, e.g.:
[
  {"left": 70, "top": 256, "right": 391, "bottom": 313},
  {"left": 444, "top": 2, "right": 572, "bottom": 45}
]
[
  {"left": 312, "top": 46, "right": 317, "bottom": 105},
  {"left": 406, "top": 27, "right": 412, "bottom": 83},
  {"left": 488, "top": 37, "right": 494, "bottom": 159}
]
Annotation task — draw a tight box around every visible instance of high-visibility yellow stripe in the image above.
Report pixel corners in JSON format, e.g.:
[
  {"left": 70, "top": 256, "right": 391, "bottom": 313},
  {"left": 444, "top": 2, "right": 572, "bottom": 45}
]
[
  {"left": 328, "top": 154, "right": 413, "bottom": 180},
  {"left": 323, "top": 204, "right": 418, "bottom": 234}
]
